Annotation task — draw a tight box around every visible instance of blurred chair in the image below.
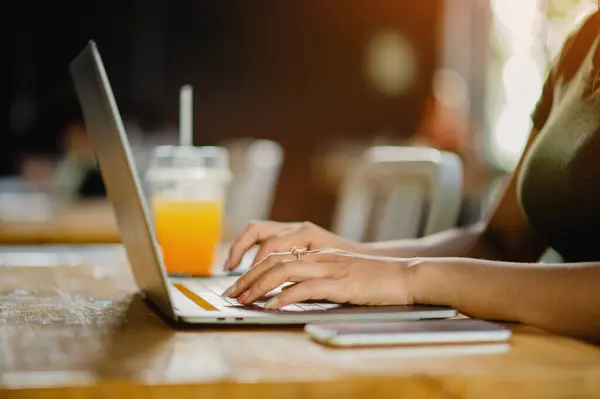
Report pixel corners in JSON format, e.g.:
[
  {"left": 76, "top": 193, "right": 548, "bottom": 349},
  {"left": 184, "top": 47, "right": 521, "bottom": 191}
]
[
  {"left": 332, "top": 146, "right": 463, "bottom": 242},
  {"left": 0, "top": 175, "right": 56, "bottom": 222},
  {"left": 0, "top": 177, "right": 36, "bottom": 195},
  {"left": 221, "top": 139, "right": 284, "bottom": 235}
]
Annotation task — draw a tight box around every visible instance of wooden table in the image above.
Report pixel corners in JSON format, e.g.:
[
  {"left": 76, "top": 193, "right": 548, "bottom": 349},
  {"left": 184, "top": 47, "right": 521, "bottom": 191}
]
[
  {"left": 0, "top": 200, "right": 119, "bottom": 244},
  {"left": 2, "top": 249, "right": 600, "bottom": 398}
]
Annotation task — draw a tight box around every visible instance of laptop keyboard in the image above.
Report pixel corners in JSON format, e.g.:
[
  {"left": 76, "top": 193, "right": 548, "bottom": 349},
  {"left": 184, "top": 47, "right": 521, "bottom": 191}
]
[{"left": 174, "top": 277, "right": 340, "bottom": 312}]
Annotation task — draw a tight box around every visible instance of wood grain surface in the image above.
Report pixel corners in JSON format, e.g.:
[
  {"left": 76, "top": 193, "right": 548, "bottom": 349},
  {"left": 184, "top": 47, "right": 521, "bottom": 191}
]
[{"left": 2, "top": 247, "right": 600, "bottom": 398}]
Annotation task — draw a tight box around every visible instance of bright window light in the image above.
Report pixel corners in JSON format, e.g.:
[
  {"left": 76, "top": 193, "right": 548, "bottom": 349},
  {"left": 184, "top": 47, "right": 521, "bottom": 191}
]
[{"left": 486, "top": 0, "right": 597, "bottom": 171}]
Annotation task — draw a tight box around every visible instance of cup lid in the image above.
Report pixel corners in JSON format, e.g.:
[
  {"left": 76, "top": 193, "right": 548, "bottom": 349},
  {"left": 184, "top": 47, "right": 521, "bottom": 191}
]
[
  {"left": 146, "top": 145, "right": 232, "bottom": 182},
  {"left": 146, "top": 167, "right": 231, "bottom": 182}
]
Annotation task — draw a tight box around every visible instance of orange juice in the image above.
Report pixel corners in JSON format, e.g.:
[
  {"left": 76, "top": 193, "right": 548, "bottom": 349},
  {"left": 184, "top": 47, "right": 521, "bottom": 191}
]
[{"left": 152, "top": 198, "right": 223, "bottom": 276}]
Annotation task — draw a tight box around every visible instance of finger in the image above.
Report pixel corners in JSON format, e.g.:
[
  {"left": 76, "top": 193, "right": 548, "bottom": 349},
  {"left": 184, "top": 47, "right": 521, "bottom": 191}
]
[
  {"left": 264, "top": 279, "right": 343, "bottom": 309},
  {"left": 224, "top": 253, "right": 297, "bottom": 297},
  {"left": 239, "top": 261, "right": 340, "bottom": 304},
  {"left": 224, "top": 251, "right": 341, "bottom": 298},
  {"left": 251, "top": 234, "right": 302, "bottom": 267},
  {"left": 251, "top": 222, "right": 314, "bottom": 266},
  {"left": 225, "top": 221, "right": 286, "bottom": 270}
]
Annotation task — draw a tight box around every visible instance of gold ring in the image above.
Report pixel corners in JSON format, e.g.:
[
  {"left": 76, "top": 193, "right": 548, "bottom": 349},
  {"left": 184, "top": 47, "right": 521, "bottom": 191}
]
[{"left": 290, "top": 245, "right": 308, "bottom": 260}]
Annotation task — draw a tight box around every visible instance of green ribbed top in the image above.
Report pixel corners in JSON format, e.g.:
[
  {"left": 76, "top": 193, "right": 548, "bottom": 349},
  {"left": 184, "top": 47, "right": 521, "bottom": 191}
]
[{"left": 518, "top": 12, "right": 600, "bottom": 262}]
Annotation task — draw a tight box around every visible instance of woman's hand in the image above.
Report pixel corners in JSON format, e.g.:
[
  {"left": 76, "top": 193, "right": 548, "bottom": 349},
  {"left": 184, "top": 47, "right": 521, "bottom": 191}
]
[
  {"left": 222, "top": 249, "right": 422, "bottom": 309},
  {"left": 224, "top": 221, "right": 362, "bottom": 271}
]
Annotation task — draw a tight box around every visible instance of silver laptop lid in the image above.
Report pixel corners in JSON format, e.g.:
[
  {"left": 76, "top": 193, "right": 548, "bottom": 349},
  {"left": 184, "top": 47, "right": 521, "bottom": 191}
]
[{"left": 70, "top": 41, "right": 175, "bottom": 318}]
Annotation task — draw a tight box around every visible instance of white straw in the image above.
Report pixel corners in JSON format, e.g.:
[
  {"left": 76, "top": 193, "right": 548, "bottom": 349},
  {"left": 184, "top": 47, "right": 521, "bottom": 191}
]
[{"left": 179, "top": 85, "right": 193, "bottom": 146}]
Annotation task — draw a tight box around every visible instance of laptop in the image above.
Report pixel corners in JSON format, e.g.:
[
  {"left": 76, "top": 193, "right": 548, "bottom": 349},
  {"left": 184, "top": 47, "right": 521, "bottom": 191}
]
[{"left": 69, "top": 41, "right": 458, "bottom": 325}]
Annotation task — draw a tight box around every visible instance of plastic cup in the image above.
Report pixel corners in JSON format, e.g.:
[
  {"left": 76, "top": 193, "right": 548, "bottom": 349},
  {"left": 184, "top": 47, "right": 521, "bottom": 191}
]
[{"left": 146, "top": 146, "right": 230, "bottom": 276}]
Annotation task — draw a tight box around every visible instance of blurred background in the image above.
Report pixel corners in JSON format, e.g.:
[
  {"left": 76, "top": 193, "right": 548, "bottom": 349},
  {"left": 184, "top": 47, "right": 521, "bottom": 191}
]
[{"left": 1, "top": 0, "right": 597, "bottom": 241}]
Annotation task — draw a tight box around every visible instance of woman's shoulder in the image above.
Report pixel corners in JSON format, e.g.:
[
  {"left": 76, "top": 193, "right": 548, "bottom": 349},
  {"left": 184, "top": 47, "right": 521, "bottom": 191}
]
[
  {"left": 552, "top": 11, "right": 600, "bottom": 77},
  {"left": 532, "top": 11, "right": 600, "bottom": 129}
]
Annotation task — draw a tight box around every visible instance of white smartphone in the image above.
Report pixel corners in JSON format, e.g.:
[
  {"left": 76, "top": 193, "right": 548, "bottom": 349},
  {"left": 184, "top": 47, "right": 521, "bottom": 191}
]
[{"left": 305, "top": 318, "right": 512, "bottom": 347}]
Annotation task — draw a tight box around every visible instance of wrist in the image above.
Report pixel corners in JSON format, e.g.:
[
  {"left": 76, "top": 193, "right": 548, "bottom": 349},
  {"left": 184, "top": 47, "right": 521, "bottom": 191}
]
[{"left": 408, "top": 258, "right": 454, "bottom": 306}]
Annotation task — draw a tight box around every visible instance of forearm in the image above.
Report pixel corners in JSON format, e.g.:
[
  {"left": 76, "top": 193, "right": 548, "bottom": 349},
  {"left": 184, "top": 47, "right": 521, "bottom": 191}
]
[
  {"left": 414, "top": 258, "right": 600, "bottom": 341},
  {"left": 360, "top": 222, "right": 501, "bottom": 259}
]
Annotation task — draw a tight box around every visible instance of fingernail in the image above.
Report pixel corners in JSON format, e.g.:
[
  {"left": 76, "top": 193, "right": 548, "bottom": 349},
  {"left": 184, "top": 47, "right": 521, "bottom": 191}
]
[
  {"left": 222, "top": 284, "right": 237, "bottom": 298},
  {"left": 264, "top": 298, "right": 280, "bottom": 309},
  {"left": 281, "top": 283, "right": 295, "bottom": 291},
  {"left": 222, "top": 258, "right": 231, "bottom": 271},
  {"left": 238, "top": 291, "right": 250, "bottom": 303}
]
